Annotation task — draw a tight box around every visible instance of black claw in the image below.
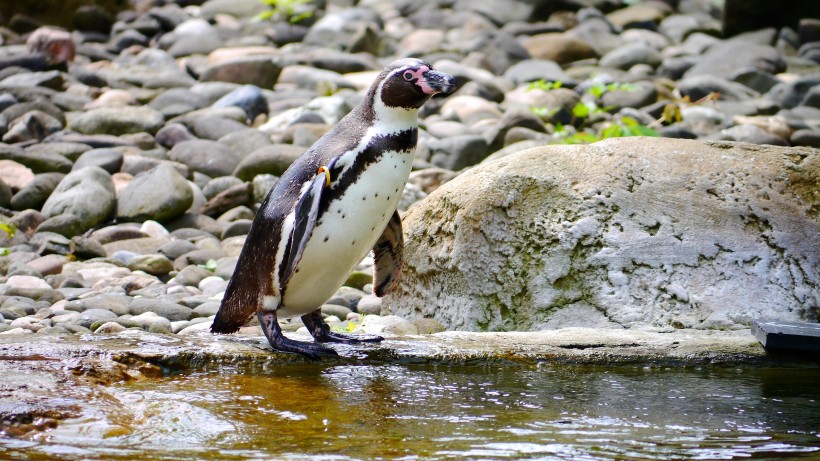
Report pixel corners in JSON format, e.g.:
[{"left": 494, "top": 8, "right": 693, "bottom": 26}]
[
  {"left": 257, "top": 311, "right": 338, "bottom": 359},
  {"left": 301, "top": 310, "right": 385, "bottom": 344},
  {"left": 317, "top": 331, "right": 385, "bottom": 344}
]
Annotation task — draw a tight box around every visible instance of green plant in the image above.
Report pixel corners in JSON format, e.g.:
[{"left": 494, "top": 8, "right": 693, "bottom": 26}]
[
  {"left": 0, "top": 221, "right": 15, "bottom": 239},
  {"left": 199, "top": 259, "right": 218, "bottom": 272},
  {"left": 527, "top": 79, "right": 659, "bottom": 144},
  {"left": 255, "top": 0, "right": 314, "bottom": 24}
]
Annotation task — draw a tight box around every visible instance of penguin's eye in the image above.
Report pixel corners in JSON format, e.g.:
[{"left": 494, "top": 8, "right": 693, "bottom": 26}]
[{"left": 403, "top": 71, "right": 415, "bottom": 81}]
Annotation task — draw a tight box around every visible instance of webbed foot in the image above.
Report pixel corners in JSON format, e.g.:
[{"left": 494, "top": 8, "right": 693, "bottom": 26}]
[
  {"left": 257, "top": 311, "right": 338, "bottom": 359},
  {"left": 301, "top": 310, "right": 384, "bottom": 344}
]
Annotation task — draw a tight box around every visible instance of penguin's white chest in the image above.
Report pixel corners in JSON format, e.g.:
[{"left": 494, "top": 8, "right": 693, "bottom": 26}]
[{"left": 278, "top": 150, "right": 412, "bottom": 317}]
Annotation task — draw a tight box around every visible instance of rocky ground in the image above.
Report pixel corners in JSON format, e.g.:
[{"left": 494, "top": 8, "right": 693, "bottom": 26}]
[{"left": 0, "top": 0, "right": 819, "bottom": 341}]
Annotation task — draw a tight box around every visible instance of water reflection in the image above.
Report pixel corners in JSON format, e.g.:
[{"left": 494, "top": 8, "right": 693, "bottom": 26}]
[{"left": 2, "top": 362, "right": 819, "bottom": 460}]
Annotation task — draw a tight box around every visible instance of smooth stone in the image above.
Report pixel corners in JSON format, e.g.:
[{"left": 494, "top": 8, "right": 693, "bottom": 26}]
[
  {"left": 6, "top": 275, "right": 52, "bottom": 290},
  {"left": 64, "top": 294, "right": 131, "bottom": 316},
  {"left": 155, "top": 123, "right": 196, "bottom": 148},
  {"left": 168, "top": 139, "right": 241, "bottom": 177},
  {"left": 360, "top": 315, "right": 418, "bottom": 336},
  {"left": 790, "top": 128, "right": 820, "bottom": 147},
  {"left": 221, "top": 219, "right": 252, "bottom": 239},
  {"left": 0, "top": 144, "right": 72, "bottom": 174},
  {"left": 129, "top": 311, "right": 173, "bottom": 331},
  {"left": 321, "top": 304, "right": 352, "bottom": 319},
  {"left": 232, "top": 144, "right": 305, "bottom": 181},
  {"left": 413, "top": 318, "right": 446, "bottom": 334},
  {"left": 199, "top": 56, "right": 282, "bottom": 88},
  {"left": 684, "top": 41, "right": 786, "bottom": 79},
  {"left": 116, "top": 164, "right": 193, "bottom": 223},
  {"left": 521, "top": 33, "right": 598, "bottom": 65},
  {"left": 94, "top": 321, "right": 126, "bottom": 334},
  {"left": 71, "top": 148, "right": 124, "bottom": 174},
  {"left": 28, "top": 231, "right": 71, "bottom": 255},
  {"left": 129, "top": 298, "right": 193, "bottom": 322},
  {"left": 127, "top": 254, "right": 174, "bottom": 276},
  {"left": 10, "top": 172, "right": 63, "bottom": 211},
  {"left": 212, "top": 84, "right": 269, "bottom": 121},
  {"left": 677, "top": 74, "right": 759, "bottom": 101},
  {"left": 191, "top": 116, "right": 250, "bottom": 141},
  {"left": 502, "top": 59, "right": 573, "bottom": 86},
  {"left": 35, "top": 214, "right": 86, "bottom": 238},
  {"left": 428, "top": 135, "right": 491, "bottom": 171},
  {"left": 0, "top": 159, "right": 34, "bottom": 190},
  {"left": 599, "top": 42, "right": 663, "bottom": 70},
  {"left": 192, "top": 301, "right": 219, "bottom": 317},
  {"left": 68, "top": 106, "right": 165, "bottom": 135},
  {"left": 40, "top": 166, "right": 115, "bottom": 233},
  {"left": 716, "top": 125, "right": 790, "bottom": 146},
  {"left": 356, "top": 294, "right": 382, "bottom": 315},
  {"left": 2, "top": 110, "right": 63, "bottom": 143},
  {"left": 198, "top": 276, "right": 228, "bottom": 296}
]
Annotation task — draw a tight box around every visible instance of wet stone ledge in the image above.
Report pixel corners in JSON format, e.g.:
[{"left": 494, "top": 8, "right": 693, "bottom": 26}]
[{"left": 0, "top": 328, "right": 801, "bottom": 437}]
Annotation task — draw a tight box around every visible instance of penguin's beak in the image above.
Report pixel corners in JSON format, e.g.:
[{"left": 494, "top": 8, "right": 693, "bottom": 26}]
[{"left": 420, "top": 69, "right": 457, "bottom": 95}]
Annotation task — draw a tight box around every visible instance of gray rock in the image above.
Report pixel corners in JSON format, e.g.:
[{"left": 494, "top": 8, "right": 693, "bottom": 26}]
[
  {"left": 384, "top": 138, "right": 820, "bottom": 331},
  {"left": 716, "top": 125, "right": 789, "bottom": 146},
  {"left": 502, "top": 59, "right": 573, "bottom": 86},
  {"left": 191, "top": 116, "right": 250, "bottom": 141},
  {"left": 200, "top": 56, "right": 282, "bottom": 88},
  {"left": 0, "top": 144, "right": 72, "bottom": 174},
  {"left": 117, "top": 164, "right": 193, "bottom": 223},
  {"left": 428, "top": 135, "right": 490, "bottom": 171},
  {"left": 202, "top": 176, "right": 244, "bottom": 200},
  {"left": 174, "top": 264, "right": 213, "bottom": 287},
  {"left": 40, "top": 166, "right": 115, "bottom": 233},
  {"left": 71, "top": 148, "right": 123, "bottom": 174},
  {"left": 677, "top": 74, "right": 759, "bottom": 101},
  {"left": 163, "top": 19, "right": 225, "bottom": 57},
  {"left": 127, "top": 254, "right": 174, "bottom": 275},
  {"left": 129, "top": 298, "right": 193, "bottom": 322},
  {"left": 684, "top": 41, "right": 785, "bottom": 79},
  {"left": 68, "top": 106, "right": 165, "bottom": 135},
  {"left": 10, "top": 172, "right": 62, "bottom": 211},
  {"left": 35, "top": 214, "right": 87, "bottom": 238},
  {"left": 303, "top": 7, "right": 382, "bottom": 51},
  {"left": 790, "top": 128, "right": 820, "bottom": 147},
  {"left": 192, "top": 301, "right": 220, "bottom": 317},
  {"left": 232, "top": 144, "right": 305, "bottom": 181},
  {"left": 599, "top": 42, "right": 663, "bottom": 70},
  {"left": 729, "top": 67, "right": 780, "bottom": 94},
  {"left": 212, "top": 84, "right": 269, "bottom": 122},
  {"left": 251, "top": 174, "right": 278, "bottom": 203},
  {"left": 168, "top": 139, "right": 241, "bottom": 177},
  {"left": 217, "top": 129, "right": 272, "bottom": 159},
  {"left": 601, "top": 82, "right": 658, "bottom": 111},
  {"left": 155, "top": 122, "right": 197, "bottom": 148},
  {"left": 2, "top": 110, "right": 63, "bottom": 143}
]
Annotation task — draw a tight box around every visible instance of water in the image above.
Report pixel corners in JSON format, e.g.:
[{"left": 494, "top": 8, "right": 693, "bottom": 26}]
[{"left": 3, "top": 362, "right": 819, "bottom": 460}]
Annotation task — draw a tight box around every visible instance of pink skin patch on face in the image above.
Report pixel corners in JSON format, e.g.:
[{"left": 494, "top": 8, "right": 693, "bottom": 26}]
[{"left": 404, "top": 66, "right": 439, "bottom": 95}]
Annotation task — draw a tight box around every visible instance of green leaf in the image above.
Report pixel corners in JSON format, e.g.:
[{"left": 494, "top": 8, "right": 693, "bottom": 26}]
[
  {"left": 572, "top": 102, "right": 590, "bottom": 119},
  {"left": 0, "top": 222, "right": 15, "bottom": 238},
  {"left": 589, "top": 83, "right": 606, "bottom": 98},
  {"left": 0, "top": 248, "right": 8, "bottom": 257},
  {"left": 202, "top": 259, "right": 218, "bottom": 272}
]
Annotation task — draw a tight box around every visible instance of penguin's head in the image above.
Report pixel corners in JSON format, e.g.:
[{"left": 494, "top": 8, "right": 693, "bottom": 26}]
[{"left": 375, "top": 58, "right": 457, "bottom": 110}]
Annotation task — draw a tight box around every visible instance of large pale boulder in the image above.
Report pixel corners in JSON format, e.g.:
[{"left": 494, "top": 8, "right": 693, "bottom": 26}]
[{"left": 384, "top": 138, "right": 819, "bottom": 331}]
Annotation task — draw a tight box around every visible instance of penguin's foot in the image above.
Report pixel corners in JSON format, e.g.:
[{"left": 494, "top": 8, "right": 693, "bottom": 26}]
[
  {"left": 302, "top": 310, "right": 385, "bottom": 344},
  {"left": 257, "top": 311, "right": 338, "bottom": 359}
]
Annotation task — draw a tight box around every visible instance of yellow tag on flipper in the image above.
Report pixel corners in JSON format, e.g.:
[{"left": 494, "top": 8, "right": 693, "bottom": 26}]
[{"left": 317, "top": 166, "right": 331, "bottom": 188}]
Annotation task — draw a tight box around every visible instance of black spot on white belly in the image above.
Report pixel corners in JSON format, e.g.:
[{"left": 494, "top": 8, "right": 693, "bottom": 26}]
[{"left": 324, "top": 236, "right": 329, "bottom": 242}]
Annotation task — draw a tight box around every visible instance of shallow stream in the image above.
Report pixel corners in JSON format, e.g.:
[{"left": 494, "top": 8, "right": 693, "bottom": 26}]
[{"left": 4, "top": 360, "right": 820, "bottom": 460}]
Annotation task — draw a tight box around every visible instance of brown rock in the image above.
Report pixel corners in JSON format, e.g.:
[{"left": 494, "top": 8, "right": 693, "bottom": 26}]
[{"left": 521, "top": 33, "right": 598, "bottom": 65}]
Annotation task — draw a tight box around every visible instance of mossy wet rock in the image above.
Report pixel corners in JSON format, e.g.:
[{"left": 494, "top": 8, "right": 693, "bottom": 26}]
[
  {"left": 116, "top": 164, "right": 193, "bottom": 223},
  {"left": 384, "top": 138, "right": 820, "bottom": 331}
]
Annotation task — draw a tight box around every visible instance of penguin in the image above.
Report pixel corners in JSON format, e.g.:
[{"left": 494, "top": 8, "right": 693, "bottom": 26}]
[{"left": 211, "top": 58, "right": 456, "bottom": 358}]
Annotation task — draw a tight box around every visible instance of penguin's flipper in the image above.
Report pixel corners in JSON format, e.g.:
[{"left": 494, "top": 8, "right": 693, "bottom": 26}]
[
  {"left": 372, "top": 210, "right": 404, "bottom": 297},
  {"left": 281, "top": 170, "right": 326, "bottom": 286}
]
